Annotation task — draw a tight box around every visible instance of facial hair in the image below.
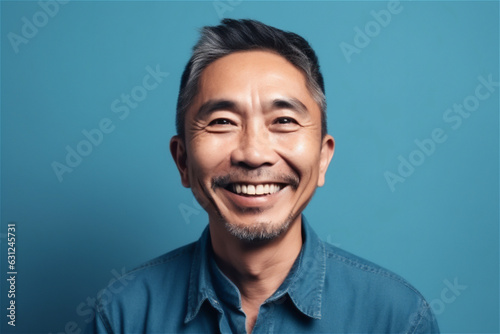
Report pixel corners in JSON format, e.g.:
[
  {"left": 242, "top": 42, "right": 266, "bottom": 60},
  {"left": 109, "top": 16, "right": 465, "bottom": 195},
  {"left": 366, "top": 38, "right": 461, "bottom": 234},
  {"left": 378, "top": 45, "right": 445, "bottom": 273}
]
[
  {"left": 221, "top": 211, "right": 296, "bottom": 242},
  {"left": 207, "top": 169, "right": 300, "bottom": 242}
]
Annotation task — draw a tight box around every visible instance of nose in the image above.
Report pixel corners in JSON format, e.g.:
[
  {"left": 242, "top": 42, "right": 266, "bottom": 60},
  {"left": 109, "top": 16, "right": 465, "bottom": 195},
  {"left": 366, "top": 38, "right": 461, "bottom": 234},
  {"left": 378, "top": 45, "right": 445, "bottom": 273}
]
[{"left": 230, "top": 122, "right": 279, "bottom": 169}]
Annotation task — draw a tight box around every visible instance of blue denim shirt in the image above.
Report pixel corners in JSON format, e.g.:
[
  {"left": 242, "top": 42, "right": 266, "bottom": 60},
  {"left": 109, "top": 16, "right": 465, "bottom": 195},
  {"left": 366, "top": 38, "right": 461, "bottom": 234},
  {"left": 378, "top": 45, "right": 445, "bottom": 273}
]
[{"left": 88, "top": 217, "right": 439, "bottom": 333}]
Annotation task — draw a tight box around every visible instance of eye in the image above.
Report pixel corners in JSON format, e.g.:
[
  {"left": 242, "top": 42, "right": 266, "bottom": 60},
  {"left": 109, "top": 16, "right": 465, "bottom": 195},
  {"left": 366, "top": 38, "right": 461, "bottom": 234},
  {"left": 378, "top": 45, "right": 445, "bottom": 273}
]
[
  {"left": 275, "top": 117, "right": 298, "bottom": 125},
  {"left": 208, "top": 118, "right": 233, "bottom": 126},
  {"left": 271, "top": 116, "right": 300, "bottom": 133}
]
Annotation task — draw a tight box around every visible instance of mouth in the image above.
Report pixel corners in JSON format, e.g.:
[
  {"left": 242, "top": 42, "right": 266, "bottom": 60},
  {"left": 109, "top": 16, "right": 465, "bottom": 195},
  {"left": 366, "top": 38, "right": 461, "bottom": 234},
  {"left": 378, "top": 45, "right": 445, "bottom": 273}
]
[{"left": 225, "top": 183, "right": 286, "bottom": 196}]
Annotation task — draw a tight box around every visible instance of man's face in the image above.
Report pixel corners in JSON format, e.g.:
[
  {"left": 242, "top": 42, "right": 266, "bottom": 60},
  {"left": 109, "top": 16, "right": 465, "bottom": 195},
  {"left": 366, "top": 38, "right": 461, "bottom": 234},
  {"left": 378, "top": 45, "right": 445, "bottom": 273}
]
[{"left": 171, "top": 50, "right": 334, "bottom": 241}]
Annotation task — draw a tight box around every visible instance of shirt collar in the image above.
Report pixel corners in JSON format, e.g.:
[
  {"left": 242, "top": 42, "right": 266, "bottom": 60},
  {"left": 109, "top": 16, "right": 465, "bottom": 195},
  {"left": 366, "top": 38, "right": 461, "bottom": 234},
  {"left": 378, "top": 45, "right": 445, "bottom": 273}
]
[
  {"left": 184, "top": 216, "right": 326, "bottom": 323},
  {"left": 284, "top": 216, "right": 326, "bottom": 319},
  {"left": 184, "top": 226, "right": 222, "bottom": 323}
]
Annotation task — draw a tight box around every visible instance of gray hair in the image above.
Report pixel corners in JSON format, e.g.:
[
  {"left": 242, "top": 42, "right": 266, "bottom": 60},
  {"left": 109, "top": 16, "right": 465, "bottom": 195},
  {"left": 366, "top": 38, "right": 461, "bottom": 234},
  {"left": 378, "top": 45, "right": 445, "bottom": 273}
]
[{"left": 176, "top": 19, "right": 327, "bottom": 139}]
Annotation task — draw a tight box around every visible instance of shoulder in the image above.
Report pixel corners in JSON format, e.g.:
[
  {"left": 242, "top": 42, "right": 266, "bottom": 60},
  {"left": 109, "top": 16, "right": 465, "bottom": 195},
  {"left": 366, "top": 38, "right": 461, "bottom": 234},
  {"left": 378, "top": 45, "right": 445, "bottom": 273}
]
[
  {"left": 90, "top": 242, "right": 197, "bottom": 333},
  {"left": 112, "top": 241, "right": 196, "bottom": 293},
  {"left": 114, "top": 241, "right": 196, "bottom": 289},
  {"left": 129, "top": 241, "right": 196, "bottom": 277},
  {"left": 322, "top": 243, "right": 439, "bottom": 332},
  {"left": 324, "top": 242, "right": 421, "bottom": 294}
]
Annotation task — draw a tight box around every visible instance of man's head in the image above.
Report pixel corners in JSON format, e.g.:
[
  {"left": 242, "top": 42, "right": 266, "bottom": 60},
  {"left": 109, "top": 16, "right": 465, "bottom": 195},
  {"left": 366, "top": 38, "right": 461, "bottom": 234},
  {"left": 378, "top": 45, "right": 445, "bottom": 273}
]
[
  {"left": 171, "top": 19, "right": 334, "bottom": 242},
  {"left": 176, "top": 19, "right": 327, "bottom": 140}
]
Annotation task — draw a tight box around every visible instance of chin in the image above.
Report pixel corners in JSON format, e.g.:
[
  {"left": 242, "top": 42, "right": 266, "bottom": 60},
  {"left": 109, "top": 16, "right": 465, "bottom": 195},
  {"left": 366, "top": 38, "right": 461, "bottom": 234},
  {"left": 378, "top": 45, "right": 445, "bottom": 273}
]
[{"left": 221, "top": 212, "right": 296, "bottom": 242}]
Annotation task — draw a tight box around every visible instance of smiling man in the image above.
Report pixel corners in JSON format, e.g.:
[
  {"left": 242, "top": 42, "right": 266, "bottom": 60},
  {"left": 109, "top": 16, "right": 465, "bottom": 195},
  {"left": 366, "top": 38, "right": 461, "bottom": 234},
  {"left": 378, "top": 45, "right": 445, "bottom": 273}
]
[{"left": 88, "top": 19, "right": 439, "bottom": 333}]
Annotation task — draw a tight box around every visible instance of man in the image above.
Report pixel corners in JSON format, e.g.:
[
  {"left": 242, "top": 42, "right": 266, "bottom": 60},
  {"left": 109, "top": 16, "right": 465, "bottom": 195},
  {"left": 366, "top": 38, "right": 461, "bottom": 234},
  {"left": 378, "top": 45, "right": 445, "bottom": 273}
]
[{"left": 89, "top": 19, "right": 439, "bottom": 333}]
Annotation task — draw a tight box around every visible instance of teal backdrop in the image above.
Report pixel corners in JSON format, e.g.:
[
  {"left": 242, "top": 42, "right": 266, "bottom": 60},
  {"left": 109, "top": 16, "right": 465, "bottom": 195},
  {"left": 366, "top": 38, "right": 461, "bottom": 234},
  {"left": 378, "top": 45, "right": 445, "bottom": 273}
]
[{"left": 1, "top": 1, "right": 499, "bottom": 333}]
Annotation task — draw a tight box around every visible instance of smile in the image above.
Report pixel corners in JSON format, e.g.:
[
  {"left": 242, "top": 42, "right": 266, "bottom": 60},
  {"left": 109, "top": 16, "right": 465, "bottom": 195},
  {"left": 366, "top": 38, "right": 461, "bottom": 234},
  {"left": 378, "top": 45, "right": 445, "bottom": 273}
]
[{"left": 229, "top": 183, "right": 285, "bottom": 196}]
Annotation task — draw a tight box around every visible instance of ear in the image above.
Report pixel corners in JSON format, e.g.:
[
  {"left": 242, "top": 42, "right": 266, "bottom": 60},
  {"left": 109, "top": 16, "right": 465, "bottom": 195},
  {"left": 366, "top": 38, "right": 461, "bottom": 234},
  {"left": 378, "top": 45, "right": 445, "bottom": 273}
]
[
  {"left": 317, "top": 134, "right": 335, "bottom": 187},
  {"left": 170, "top": 136, "right": 190, "bottom": 188}
]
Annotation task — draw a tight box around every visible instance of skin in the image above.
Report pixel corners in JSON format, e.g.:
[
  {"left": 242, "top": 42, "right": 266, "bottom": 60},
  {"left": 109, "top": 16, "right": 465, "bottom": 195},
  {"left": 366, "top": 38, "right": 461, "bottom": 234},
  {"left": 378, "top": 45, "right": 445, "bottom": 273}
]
[{"left": 171, "top": 50, "right": 335, "bottom": 333}]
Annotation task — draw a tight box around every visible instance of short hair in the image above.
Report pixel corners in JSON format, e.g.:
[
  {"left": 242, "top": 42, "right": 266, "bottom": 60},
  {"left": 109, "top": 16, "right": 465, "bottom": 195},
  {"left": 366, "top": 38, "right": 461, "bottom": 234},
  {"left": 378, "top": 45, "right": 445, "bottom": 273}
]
[{"left": 176, "top": 18, "right": 327, "bottom": 139}]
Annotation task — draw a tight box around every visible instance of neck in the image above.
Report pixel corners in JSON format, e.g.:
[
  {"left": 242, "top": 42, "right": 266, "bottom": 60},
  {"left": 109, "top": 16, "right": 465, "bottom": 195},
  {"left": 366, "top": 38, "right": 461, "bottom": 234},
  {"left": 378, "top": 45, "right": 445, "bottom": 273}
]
[{"left": 209, "top": 216, "right": 303, "bottom": 306}]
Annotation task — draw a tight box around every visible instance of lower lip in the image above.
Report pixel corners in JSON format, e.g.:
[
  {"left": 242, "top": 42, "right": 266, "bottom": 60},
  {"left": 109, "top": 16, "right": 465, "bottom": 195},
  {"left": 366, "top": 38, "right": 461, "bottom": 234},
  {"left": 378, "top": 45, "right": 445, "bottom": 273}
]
[{"left": 221, "top": 187, "right": 286, "bottom": 208}]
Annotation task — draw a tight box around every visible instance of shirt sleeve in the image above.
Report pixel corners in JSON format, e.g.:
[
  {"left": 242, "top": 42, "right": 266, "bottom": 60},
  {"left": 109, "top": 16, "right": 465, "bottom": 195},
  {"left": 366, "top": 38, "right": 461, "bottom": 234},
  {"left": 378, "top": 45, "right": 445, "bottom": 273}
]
[
  {"left": 83, "top": 309, "right": 113, "bottom": 334},
  {"left": 409, "top": 301, "right": 440, "bottom": 334}
]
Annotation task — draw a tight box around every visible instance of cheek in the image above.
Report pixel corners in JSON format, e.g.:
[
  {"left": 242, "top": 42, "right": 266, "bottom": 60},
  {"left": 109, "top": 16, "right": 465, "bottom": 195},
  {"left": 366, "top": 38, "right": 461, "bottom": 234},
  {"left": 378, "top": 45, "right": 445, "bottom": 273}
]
[
  {"left": 188, "top": 137, "right": 231, "bottom": 178},
  {"left": 274, "top": 134, "right": 321, "bottom": 176}
]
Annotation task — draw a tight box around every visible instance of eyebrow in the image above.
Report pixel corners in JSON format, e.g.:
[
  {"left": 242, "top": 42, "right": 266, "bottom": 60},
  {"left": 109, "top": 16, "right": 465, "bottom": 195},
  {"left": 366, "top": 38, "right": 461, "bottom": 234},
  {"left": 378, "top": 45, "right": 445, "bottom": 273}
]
[
  {"left": 195, "top": 99, "right": 237, "bottom": 119},
  {"left": 270, "top": 97, "right": 309, "bottom": 115},
  {"left": 194, "top": 97, "right": 309, "bottom": 119}
]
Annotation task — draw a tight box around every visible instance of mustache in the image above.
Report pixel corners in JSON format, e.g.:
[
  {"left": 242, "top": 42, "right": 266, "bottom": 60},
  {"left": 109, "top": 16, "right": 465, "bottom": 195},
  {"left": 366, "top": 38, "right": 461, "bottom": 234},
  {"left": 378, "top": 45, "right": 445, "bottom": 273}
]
[{"left": 212, "top": 170, "right": 300, "bottom": 191}]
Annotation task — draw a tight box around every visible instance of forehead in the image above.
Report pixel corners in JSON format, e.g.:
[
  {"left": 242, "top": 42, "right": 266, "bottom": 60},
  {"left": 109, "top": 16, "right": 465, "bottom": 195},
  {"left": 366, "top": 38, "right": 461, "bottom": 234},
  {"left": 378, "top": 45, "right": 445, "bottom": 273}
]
[
  {"left": 200, "top": 50, "right": 305, "bottom": 85},
  {"left": 193, "top": 50, "right": 318, "bottom": 112}
]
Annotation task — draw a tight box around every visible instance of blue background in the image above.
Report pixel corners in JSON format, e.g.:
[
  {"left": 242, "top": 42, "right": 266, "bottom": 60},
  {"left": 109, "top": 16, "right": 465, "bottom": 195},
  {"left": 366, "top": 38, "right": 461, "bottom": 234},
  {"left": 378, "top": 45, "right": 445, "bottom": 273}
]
[{"left": 1, "top": 1, "right": 498, "bottom": 333}]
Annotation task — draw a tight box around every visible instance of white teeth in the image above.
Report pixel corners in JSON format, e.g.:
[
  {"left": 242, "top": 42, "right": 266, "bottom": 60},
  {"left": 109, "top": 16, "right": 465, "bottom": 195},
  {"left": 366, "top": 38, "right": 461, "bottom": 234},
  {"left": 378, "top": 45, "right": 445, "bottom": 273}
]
[{"left": 231, "top": 183, "right": 282, "bottom": 195}]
